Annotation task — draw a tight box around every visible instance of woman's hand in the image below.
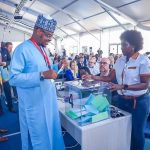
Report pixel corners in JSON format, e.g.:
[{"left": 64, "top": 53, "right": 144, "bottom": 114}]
[
  {"left": 109, "top": 82, "right": 124, "bottom": 90},
  {"left": 62, "top": 59, "right": 68, "bottom": 68}
]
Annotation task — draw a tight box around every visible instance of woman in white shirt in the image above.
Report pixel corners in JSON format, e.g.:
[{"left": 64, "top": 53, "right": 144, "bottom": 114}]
[{"left": 83, "top": 30, "right": 150, "bottom": 150}]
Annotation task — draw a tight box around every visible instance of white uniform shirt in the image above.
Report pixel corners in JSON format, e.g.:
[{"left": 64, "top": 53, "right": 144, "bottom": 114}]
[{"left": 114, "top": 53, "right": 150, "bottom": 96}]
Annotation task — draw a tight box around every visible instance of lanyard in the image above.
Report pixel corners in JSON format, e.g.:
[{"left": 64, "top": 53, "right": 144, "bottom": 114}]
[{"left": 30, "top": 37, "right": 51, "bottom": 69}]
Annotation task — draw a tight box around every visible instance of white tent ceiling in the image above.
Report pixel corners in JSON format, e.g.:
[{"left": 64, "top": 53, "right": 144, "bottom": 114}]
[{"left": 0, "top": 0, "right": 150, "bottom": 39}]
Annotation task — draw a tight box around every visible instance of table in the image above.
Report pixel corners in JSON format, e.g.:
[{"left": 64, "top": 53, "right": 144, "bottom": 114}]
[{"left": 58, "top": 100, "right": 132, "bottom": 150}]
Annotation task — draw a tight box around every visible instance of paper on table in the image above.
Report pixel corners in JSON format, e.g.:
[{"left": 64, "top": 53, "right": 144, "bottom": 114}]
[
  {"left": 85, "top": 94, "right": 95, "bottom": 105},
  {"left": 92, "top": 111, "right": 109, "bottom": 123},
  {"left": 77, "top": 116, "right": 91, "bottom": 124},
  {"left": 66, "top": 108, "right": 89, "bottom": 119},
  {"left": 66, "top": 111, "right": 79, "bottom": 119},
  {"left": 91, "top": 95, "right": 109, "bottom": 111},
  {"left": 75, "top": 110, "right": 89, "bottom": 116},
  {"left": 84, "top": 105, "right": 99, "bottom": 114}
]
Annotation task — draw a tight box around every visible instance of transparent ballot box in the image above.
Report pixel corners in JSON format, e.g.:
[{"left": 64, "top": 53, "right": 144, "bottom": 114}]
[{"left": 64, "top": 80, "right": 112, "bottom": 126}]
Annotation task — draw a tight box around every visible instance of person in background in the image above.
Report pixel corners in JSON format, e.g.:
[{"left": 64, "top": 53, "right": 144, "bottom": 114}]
[
  {"left": 97, "top": 57, "right": 111, "bottom": 76},
  {"left": 77, "top": 56, "right": 87, "bottom": 69},
  {"left": 5, "top": 42, "right": 18, "bottom": 100},
  {"left": 0, "top": 42, "right": 15, "bottom": 113},
  {"left": 5, "top": 42, "right": 13, "bottom": 55},
  {"left": 9, "top": 14, "right": 65, "bottom": 150},
  {"left": 88, "top": 56, "right": 100, "bottom": 75},
  {"left": 52, "top": 57, "right": 60, "bottom": 72},
  {"left": 0, "top": 70, "right": 3, "bottom": 115},
  {"left": 57, "top": 57, "right": 68, "bottom": 79},
  {"left": 62, "top": 48, "right": 66, "bottom": 57},
  {"left": 74, "top": 55, "right": 79, "bottom": 62},
  {"left": 65, "top": 60, "right": 79, "bottom": 81},
  {"left": 79, "top": 66, "right": 91, "bottom": 79},
  {"left": 69, "top": 53, "right": 74, "bottom": 60},
  {"left": 108, "top": 55, "right": 115, "bottom": 69},
  {"left": 83, "top": 30, "right": 150, "bottom": 150},
  {"left": 97, "top": 57, "right": 118, "bottom": 105}
]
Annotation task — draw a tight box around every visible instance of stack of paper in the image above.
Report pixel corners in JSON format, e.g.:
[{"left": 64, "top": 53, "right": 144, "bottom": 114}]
[
  {"left": 66, "top": 94, "right": 110, "bottom": 125},
  {"left": 91, "top": 95, "right": 109, "bottom": 112}
]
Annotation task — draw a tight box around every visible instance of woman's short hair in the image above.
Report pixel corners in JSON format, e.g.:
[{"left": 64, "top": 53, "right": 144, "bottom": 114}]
[
  {"left": 120, "top": 30, "right": 143, "bottom": 52},
  {"left": 79, "top": 67, "right": 91, "bottom": 75}
]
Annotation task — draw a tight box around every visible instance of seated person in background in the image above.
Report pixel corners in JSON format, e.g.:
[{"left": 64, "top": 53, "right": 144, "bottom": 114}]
[
  {"left": 97, "top": 57, "right": 118, "bottom": 105},
  {"left": 97, "top": 57, "right": 111, "bottom": 76},
  {"left": 52, "top": 57, "right": 60, "bottom": 72},
  {"left": 79, "top": 66, "right": 91, "bottom": 79},
  {"left": 96, "top": 57, "right": 115, "bottom": 103},
  {"left": 65, "top": 60, "right": 79, "bottom": 81},
  {"left": 88, "top": 56, "right": 100, "bottom": 75},
  {"left": 77, "top": 56, "right": 87, "bottom": 69},
  {"left": 57, "top": 57, "right": 68, "bottom": 79}
]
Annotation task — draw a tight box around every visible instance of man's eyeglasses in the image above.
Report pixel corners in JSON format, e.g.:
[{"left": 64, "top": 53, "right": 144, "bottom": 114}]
[
  {"left": 100, "top": 62, "right": 108, "bottom": 65},
  {"left": 89, "top": 62, "right": 95, "bottom": 64},
  {"left": 41, "top": 30, "right": 53, "bottom": 38}
]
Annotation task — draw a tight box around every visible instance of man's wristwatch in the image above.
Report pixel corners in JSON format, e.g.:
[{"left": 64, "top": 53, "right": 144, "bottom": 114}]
[
  {"left": 123, "top": 84, "right": 128, "bottom": 90},
  {"left": 40, "top": 72, "right": 45, "bottom": 81}
]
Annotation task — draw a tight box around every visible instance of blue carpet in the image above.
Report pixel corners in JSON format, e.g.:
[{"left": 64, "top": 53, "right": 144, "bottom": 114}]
[
  {"left": 0, "top": 99, "right": 80, "bottom": 150},
  {"left": 0, "top": 98, "right": 149, "bottom": 150},
  {"left": 145, "top": 121, "right": 150, "bottom": 138},
  {"left": 145, "top": 138, "right": 150, "bottom": 150}
]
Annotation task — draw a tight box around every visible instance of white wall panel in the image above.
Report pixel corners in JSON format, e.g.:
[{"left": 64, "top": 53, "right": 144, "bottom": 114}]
[{"left": 0, "top": 24, "right": 30, "bottom": 42}]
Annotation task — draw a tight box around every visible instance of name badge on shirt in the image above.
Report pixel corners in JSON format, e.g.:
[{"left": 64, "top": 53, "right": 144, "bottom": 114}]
[{"left": 128, "top": 66, "right": 137, "bottom": 69}]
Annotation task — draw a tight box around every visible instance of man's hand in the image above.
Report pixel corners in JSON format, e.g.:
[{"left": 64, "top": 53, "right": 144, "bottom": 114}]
[
  {"left": 43, "top": 70, "right": 58, "bottom": 79},
  {"left": 82, "top": 74, "right": 92, "bottom": 80},
  {"left": 62, "top": 59, "right": 68, "bottom": 68}
]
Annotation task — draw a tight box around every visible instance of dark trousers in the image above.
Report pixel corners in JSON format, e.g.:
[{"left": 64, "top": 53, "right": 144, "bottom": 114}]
[
  {"left": 118, "top": 93, "right": 150, "bottom": 150},
  {"left": 3, "top": 81, "right": 13, "bottom": 109},
  {"left": 0, "top": 84, "right": 3, "bottom": 111},
  {"left": 12, "top": 86, "right": 18, "bottom": 98},
  {"left": 0, "top": 96, "right": 2, "bottom": 111}
]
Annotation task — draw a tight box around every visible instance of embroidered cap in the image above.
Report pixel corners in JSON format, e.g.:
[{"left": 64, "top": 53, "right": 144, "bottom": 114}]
[{"left": 35, "top": 14, "right": 57, "bottom": 33}]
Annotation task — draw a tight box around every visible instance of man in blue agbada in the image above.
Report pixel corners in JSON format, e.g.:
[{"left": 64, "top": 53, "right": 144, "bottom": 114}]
[{"left": 9, "top": 14, "right": 65, "bottom": 150}]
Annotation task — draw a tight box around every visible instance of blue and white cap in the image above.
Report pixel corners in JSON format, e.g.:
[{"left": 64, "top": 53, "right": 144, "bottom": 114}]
[{"left": 35, "top": 14, "right": 57, "bottom": 33}]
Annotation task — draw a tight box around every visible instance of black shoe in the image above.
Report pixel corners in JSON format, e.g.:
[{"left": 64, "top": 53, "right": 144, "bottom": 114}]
[{"left": 8, "top": 108, "right": 16, "bottom": 113}]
